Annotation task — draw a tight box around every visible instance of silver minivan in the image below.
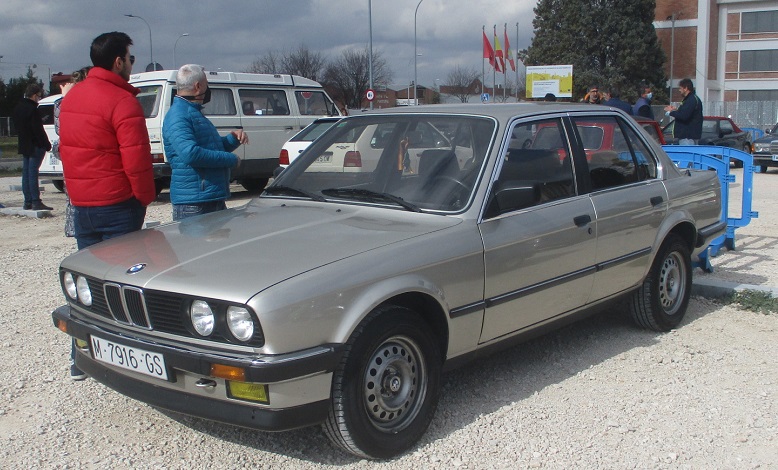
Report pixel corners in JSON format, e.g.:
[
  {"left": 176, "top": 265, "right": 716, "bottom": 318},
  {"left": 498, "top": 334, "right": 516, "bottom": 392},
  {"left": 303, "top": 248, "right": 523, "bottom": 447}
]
[{"left": 40, "top": 70, "right": 341, "bottom": 194}]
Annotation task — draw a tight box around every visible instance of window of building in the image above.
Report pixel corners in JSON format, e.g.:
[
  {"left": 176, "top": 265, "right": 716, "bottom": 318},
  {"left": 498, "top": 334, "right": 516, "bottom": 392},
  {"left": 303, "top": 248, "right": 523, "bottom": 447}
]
[
  {"left": 740, "top": 90, "right": 778, "bottom": 101},
  {"left": 742, "top": 11, "right": 778, "bottom": 34},
  {"left": 740, "top": 50, "right": 778, "bottom": 72}
]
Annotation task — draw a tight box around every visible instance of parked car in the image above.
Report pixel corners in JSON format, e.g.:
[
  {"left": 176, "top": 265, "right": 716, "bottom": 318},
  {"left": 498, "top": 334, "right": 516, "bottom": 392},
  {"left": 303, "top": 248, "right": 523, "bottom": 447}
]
[
  {"left": 633, "top": 116, "right": 666, "bottom": 145},
  {"left": 52, "top": 103, "right": 725, "bottom": 459},
  {"left": 663, "top": 116, "right": 751, "bottom": 167},
  {"left": 279, "top": 117, "right": 342, "bottom": 168},
  {"left": 751, "top": 122, "right": 778, "bottom": 173}
]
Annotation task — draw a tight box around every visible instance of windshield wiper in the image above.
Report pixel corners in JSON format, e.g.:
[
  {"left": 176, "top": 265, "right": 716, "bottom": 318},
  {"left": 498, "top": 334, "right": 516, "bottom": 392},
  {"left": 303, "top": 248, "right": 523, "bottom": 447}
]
[
  {"left": 263, "top": 185, "right": 326, "bottom": 202},
  {"left": 321, "top": 188, "right": 421, "bottom": 212}
]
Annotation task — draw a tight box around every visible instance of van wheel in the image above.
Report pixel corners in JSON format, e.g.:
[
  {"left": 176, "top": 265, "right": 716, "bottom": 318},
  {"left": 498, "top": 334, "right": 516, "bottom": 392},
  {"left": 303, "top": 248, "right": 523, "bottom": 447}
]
[
  {"left": 154, "top": 179, "right": 168, "bottom": 197},
  {"left": 52, "top": 180, "right": 66, "bottom": 193},
  {"left": 629, "top": 234, "right": 692, "bottom": 331},
  {"left": 240, "top": 178, "right": 269, "bottom": 192},
  {"left": 324, "top": 306, "right": 441, "bottom": 459},
  {"left": 760, "top": 165, "right": 768, "bottom": 173}
]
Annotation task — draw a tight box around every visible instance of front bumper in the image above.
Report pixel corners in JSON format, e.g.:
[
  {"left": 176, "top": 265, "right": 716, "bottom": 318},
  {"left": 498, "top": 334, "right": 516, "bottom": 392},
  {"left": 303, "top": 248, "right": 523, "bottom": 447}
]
[
  {"left": 53, "top": 305, "right": 344, "bottom": 431},
  {"left": 753, "top": 154, "right": 778, "bottom": 167}
]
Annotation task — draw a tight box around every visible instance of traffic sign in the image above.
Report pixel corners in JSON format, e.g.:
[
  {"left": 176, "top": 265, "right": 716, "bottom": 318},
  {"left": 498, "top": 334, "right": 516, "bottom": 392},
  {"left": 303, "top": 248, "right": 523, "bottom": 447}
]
[
  {"left": 481, "top": 93, "right": 490, "bottom": 103},
  {"left": 365, "top": 89, "right": 375, "bottom": 101}
]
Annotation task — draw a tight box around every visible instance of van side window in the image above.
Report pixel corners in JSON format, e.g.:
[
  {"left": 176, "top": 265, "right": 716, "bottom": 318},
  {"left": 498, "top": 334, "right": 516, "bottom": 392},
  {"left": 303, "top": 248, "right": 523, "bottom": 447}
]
[
  {"left": 136, "top": 85, "right": 163, "bottom": 118},
  {"left": 239, "top": 89, "right": 290, "bottom": 116},
  {"left": 295, "top": 91, "right": 334, "bottom": 116},
  {"left": 201, "top": 88, "right": 237, "bottom": 116}
]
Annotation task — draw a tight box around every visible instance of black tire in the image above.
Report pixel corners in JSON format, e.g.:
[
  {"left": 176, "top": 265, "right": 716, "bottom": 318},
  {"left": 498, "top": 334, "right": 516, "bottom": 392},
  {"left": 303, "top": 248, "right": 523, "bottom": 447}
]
[
  {"left": 240, "top": 178, "right": 269, "bottom": 192},
  {"left": 630, "top": 234, "right": 692, "bottom": 331},
  {"left": 760, "top": 165, "right": 768, "bottom": 174},
  {"left": 154, "top": 179, "right": 167, "bottom": 197},
  {"left": 324, "top": 305, "right": 442, "bottom": 459},
  {"left": 52, "top": 180, "right": 66, "bottom": 193}
]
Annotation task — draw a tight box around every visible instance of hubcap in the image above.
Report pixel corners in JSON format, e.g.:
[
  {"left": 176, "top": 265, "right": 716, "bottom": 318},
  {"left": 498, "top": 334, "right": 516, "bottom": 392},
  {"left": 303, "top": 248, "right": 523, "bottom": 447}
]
[
  {"left": 659, "top": 251, "right": 686, "bottom": 315},
  {"left": 363, "top": 336, "right": 427, "bottom": 432}
]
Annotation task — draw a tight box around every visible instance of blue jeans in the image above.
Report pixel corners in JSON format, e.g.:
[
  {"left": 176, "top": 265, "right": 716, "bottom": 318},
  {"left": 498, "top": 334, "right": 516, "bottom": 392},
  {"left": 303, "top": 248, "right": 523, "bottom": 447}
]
[
  {"left": 173, "top": 200, "right": 227, "bottom": 221},
  {"left": 74, "top": 198, "right": 146, "bottom": 250},
  {"left": 22, "top": 147, "right": 45, "bottom": 204}
]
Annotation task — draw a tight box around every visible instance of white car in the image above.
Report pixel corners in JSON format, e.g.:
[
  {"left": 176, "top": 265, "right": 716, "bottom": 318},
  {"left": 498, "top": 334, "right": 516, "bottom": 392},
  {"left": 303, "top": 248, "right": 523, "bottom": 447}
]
[{"left": 279, "top": 117, "right": 342, "bottom": 168}]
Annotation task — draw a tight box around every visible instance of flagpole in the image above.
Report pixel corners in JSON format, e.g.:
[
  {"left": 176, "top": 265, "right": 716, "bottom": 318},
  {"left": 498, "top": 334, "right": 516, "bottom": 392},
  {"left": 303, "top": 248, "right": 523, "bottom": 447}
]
[
  {"left": 492, "top": 25, "right": 496, "bottom": 100},
  {"left": 481, "top": 25, "right": 485, "bottom": 96},
  {"left": 503, "top": 23, "right": 507, "bottom": 102},
  {"left": 516, "top": 22, "right": 520, "bottom": 101}
]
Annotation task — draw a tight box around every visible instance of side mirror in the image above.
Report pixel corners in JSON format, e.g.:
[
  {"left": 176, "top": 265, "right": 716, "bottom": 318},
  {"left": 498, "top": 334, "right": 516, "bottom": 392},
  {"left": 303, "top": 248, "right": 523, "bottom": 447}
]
[{"left": 486, "top": 183, "right": 538, "bottom": 217}]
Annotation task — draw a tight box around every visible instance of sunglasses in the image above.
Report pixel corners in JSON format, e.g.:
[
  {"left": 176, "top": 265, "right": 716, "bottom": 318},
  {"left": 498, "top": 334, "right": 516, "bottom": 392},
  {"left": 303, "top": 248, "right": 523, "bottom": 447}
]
[{"left": 122, "top": 55, "right": 135, "bottom": 65}]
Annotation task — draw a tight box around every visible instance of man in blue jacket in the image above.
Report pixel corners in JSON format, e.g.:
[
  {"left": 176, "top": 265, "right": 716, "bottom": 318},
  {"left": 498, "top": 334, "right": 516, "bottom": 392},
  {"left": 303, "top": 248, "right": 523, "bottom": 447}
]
[
  {"left": 163, "top": 64, "right": 248, "bottom": 220},
  {"left": 664, "top": 78, "right": 703, "bottom": 145}
]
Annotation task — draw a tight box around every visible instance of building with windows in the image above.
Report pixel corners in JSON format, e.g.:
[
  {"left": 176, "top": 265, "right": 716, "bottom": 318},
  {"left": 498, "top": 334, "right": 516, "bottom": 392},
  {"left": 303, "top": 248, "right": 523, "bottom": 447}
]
[{"left": 654, "top": 0, "right": 778, "bottom": 102}]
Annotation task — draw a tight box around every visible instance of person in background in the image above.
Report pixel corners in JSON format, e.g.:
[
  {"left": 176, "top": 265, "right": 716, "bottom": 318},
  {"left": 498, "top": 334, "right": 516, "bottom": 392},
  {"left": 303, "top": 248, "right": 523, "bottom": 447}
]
[
  {"left": 664, "top": 78, "right": 703, "bottom": 145},
  {"left": 163, "top": 64, "right": 247, "bottom": 221},
  {"left": 582, "top": 85, "right": 601, "bottom": 104},
  {"left": 633, "top": 84, "right": 655, "bottom": 119},
  {"left": 59, "top": 32, "right": 155, "bottom": 380},
  {"left": 601, "top": 87, "right": 633, "bottom": 115},
  {"left": 52, "top": 67, "right": 91, "bottom": 237},
  {"left": 12, "top": 84, "right": 52, "bottom": 210}
]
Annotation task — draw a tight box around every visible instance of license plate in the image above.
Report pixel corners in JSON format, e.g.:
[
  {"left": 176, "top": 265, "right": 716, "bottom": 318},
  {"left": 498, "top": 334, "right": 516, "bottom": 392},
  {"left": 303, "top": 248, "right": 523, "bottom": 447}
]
[
  {"left": 48, "top": 154, "right": 60, "bottom": 165},
  {"left": 90, "top": 335, "right": 169, "bottom": 380},
  {"left": 315, "top": 154, "right": 332, "bottom": 163},
  {"left": 771, "top": 155, "right": 778, "bottom": 162}
]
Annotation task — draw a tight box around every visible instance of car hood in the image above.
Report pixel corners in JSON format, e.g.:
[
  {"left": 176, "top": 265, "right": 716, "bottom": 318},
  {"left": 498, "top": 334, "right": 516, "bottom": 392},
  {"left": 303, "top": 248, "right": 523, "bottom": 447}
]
[
  {"left": 60, "top": 198, "right": 462, "bottom": 303},
  {"left": 753, "top": 134, "right": 777, "bottom": 144}
]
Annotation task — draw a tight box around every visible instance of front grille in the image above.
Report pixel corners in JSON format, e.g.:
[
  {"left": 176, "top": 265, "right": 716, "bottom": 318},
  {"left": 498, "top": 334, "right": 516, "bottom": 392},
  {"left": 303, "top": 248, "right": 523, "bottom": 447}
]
[
  {"left": 770, "top": 140, "right": 778, "bottom": 154},
  {"left": 67, "top": 274, "right": 264, "bottom": 347}
]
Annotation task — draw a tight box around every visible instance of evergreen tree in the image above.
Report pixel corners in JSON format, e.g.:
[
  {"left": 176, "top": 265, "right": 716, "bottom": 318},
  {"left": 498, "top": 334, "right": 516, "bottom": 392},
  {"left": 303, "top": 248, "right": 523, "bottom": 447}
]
[{"left": 525, "top": 0, "right": 666, "bottom": 103}]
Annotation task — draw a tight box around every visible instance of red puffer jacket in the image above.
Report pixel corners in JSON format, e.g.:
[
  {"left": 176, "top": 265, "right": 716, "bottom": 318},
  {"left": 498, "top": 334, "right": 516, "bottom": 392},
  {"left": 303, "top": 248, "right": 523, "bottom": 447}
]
[{"left": 59, "top": 67, "right": 155, "bottom": 207}]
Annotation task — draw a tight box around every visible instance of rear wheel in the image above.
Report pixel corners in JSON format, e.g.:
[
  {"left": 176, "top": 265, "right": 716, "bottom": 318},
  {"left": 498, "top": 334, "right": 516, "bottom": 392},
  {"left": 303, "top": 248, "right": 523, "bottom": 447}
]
[
  {"left": 324, "top": 306, "right": 441, "bottom": 459},
  {"left": 52, "top": 180, "right": 66, "bottom": 193},
  {"left": 240, "top": 178, "right": 269, "bottom": 192},
  {"left": 760, "top": 165, "right": 769, "bottom": 174},
  {"left": 629, "top": 234, "right": 692, "bottom": 331}
]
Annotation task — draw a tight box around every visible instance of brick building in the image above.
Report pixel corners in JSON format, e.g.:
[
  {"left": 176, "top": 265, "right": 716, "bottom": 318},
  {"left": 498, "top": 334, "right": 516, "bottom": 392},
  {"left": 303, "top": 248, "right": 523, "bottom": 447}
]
[{"left": 655, "top": 0, "right": 778, "bottom": 102}]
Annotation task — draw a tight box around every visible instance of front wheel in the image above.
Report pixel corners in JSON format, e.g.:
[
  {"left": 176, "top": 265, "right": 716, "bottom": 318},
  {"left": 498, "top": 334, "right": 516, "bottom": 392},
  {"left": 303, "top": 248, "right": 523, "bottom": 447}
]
[
  {"left": 629, "top": 234, "right": 692, "bottom": 331},
  {"left": 324, "top": 306, "right": 442, "bottom": 459},
  {"left": 52, "top": 180, "right": 66, "bottom": 193}
]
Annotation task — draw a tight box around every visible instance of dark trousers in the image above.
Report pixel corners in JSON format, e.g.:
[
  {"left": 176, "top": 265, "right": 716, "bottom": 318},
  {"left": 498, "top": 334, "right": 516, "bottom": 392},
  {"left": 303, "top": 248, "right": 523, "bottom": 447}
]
[
  {"left": 22, "top": 147, "right": 45, "bottom": 204},
  {"left": 73, "top": 198, "right": 146, "bottom": 250}
]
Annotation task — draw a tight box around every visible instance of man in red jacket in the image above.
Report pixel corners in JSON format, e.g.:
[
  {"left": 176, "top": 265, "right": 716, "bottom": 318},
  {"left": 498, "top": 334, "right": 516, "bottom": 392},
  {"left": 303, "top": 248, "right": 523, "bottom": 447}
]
[
  {"left": 59, "top": 31, "right": 155, "bottom": 251},
  {"left": 59, "top": 31, "right": 155, "bottom": 381}
]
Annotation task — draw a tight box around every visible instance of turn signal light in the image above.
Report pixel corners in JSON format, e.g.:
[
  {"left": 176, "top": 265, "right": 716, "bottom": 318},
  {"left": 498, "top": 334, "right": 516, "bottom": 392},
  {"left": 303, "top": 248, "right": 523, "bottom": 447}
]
[
  {"left": 151, "top": 153, "right": 165, "bottom": 164},
  {"left": 57, "top": 319, "right": 68, "bottom": 333},
  {"left": 210, "top": 363, "right": 246, "bottom": 381}
]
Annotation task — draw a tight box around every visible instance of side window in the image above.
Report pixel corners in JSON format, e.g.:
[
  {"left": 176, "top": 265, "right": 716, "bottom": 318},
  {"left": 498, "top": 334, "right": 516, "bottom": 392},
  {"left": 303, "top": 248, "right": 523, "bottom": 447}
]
[
  {"left": 201, "top": 88, "right": 237, "bottom": 116},
  {"left": 38, "top": 104, "right": 55, "bottom": 126},
  {"left": 575, "top": 116, "right": 637, "bottom": 190},
  {"left": 720, "top": 119, "right": 734, "bottom": 134},
  {"left": 295, "top": 91, "right": 333, "bottom": 116},
  {"left": 239, "top": 89, "right": 290, "bottom": 116},
  {"left": 488, "top": 118, "right": 575, "bottom": 216},
  {"left": 621, "top": 121, "right": 658, "bottom": 181}
]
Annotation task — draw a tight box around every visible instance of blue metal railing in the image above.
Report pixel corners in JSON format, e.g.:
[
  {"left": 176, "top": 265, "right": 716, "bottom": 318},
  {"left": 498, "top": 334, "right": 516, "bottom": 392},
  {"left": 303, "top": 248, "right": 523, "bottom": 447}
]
[
  {"left": 741, "top": 127, "right": 764, "bottom": 142},
  {"left": 661, "top": 145, "right": 759, "bottom": 272}
]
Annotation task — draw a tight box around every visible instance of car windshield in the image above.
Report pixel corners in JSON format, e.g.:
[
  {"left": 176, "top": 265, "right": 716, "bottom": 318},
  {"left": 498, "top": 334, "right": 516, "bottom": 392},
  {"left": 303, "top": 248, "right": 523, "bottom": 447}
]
[
  {"left": 701, "top": 120, "right": 718, "bottom": 136},
  {"left": 267, "top": 114, "right": 495, "bottom": 212}
]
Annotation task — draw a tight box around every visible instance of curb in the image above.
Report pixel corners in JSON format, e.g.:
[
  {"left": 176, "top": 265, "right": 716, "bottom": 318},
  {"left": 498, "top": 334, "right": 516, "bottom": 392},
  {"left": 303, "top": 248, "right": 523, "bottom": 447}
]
[{"left": 691, "top": 278, "right": 778, "bottom": 299}]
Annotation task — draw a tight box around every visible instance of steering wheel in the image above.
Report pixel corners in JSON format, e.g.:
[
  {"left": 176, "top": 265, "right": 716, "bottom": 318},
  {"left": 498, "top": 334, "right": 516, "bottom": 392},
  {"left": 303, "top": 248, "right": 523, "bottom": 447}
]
[{"left": 431, "top": 175, "right": 469, "bottom": 192}]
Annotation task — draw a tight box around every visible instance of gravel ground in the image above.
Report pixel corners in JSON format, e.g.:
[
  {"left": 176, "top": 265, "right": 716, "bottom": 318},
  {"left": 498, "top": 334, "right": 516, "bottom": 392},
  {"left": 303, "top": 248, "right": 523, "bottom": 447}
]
[{"left": 1, "top": 170, "right": 776, "bottom": 469}]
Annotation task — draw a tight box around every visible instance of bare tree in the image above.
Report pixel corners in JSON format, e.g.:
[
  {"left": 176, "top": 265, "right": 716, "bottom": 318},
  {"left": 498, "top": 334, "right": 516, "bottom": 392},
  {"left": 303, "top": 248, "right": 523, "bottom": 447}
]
[
  {"left": 280, "top": 44, "right": 327, "bottom": 81},
  {"left": 444, "top": 66, "right": 480, "bottom": 103},
  {"left": 246, "top": 51, "right": 281, "bottom": 74},
  {"left": 321, "top": 47, "right": 392, "bottom": 109}
]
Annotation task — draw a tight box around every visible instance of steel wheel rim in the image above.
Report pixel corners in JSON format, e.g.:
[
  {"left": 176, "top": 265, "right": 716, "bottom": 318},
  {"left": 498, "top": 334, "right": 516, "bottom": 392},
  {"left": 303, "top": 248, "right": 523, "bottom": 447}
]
[
  {"left": 362, "top": 335, "right": 427, "bottom": 433},
  {"left": 659, "top": 251, "right": 686, "bottom": 315}
]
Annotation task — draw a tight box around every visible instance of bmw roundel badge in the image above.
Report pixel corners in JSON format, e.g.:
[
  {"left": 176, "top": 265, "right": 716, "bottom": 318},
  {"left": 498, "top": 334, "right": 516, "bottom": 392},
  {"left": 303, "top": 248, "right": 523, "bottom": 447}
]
[{"left": 127, "top": 263, "right": 146, "bottom": 274}]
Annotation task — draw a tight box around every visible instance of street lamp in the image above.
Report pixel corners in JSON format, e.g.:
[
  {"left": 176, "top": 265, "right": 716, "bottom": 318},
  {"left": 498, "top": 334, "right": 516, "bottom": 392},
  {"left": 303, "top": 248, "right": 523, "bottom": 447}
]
[
  {"left": 124, "top": 14, "right": 156, "bottom": 70},
  {"left": 174, "top": 33, "right": 189, "bottom": 68},
  {"left": 368, "top": 0, "right": 374, "bottom": 110},
  {"left": 667, "top": 12, "right": 680, "bottom": 100},
  {"left": 414, "top": 0, "right": 424, "bottom": 106}
]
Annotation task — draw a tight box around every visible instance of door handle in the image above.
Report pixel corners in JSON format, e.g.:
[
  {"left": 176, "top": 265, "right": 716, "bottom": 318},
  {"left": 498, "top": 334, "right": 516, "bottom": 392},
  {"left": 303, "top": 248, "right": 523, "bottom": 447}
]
[
  {"left": 284, "top": 126, "right": 294, "bottom": 131},
  {"left": 650, "top": 196, "right": 664, "bottom": 207},
  {"left": 574, "top": 215, "right": 591, "bottom": 227}
]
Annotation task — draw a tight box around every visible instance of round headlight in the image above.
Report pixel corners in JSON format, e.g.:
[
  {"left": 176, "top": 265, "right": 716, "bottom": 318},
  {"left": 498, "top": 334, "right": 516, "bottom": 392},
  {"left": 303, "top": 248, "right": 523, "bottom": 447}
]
[
  {"left": 63, "top": 272, "right": 77, "bottom": 300},
  {"left": 190, "top": 300, "right": 215, "bottom": 336},
  {"left": 76, "top": 276, "right": 92, "bottom": 306},
  {"left": 227, "top": 306, "right": 254, "bottom": 342}
]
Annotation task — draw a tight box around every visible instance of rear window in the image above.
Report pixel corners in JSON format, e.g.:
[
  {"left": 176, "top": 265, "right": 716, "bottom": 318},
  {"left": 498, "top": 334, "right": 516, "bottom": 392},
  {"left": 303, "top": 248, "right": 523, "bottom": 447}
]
[
  {"left": 295, "top": 90, "right": 335, "bottom": 116},
  {"left": 38, "top": 103, "right": 55, "bottom": 126}
]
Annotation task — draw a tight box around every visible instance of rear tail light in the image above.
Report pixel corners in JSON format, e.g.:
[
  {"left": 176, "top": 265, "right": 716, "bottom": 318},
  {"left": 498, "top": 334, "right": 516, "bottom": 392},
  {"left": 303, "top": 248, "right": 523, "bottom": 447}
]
[
  {"left": 151, "top": 153, "right": 165, "bottom": 164},
  {"left": 279, "top": 149, "right": 290, "bottom": 166},
  {"left": 344, "top": 151, "right": 362, "bottom": 167}
]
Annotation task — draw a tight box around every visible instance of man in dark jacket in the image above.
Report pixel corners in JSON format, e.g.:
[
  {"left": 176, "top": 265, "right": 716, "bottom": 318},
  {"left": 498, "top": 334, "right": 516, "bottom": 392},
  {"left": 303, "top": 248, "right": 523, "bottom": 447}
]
[
  {"left": 162, "top": 64, "right": 247, "bottom": 221},
  {"left": 602, "top": 87, "right": 633, "bottom": 115},
  {"left": 633, "top": 84, "right": 655, "bottom": 119},
  {"left": 12, "top": 84, "right": 52, "bottom": 210},
  {"left": 665, "top": 78, "right": 703, "bottom": 145}
]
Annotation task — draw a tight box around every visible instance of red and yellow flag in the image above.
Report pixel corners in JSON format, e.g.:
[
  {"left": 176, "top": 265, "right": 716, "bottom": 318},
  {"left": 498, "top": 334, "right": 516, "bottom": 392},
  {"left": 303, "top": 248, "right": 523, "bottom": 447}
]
[
  {"left": 482, "top": 29, "right": 496, "bottom": 70},
  {"left": 493, "top": 29, "right": 504, "bottom": 73},
  {"left": 504, "top": 25, "right": 516, "bottom": 72}
]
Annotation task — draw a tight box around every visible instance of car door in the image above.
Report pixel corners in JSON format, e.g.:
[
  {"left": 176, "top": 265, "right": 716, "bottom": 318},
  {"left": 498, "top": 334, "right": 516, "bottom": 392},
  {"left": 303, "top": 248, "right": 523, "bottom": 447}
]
[
  {"left": 238, "top": 88, "right": 300, "bottom": 161},
  {"left": 479, "top": 117, "right": 596, "bottom": 342},
  {"left": 576, "top": 115, "right": 667, "bottom": 301}
]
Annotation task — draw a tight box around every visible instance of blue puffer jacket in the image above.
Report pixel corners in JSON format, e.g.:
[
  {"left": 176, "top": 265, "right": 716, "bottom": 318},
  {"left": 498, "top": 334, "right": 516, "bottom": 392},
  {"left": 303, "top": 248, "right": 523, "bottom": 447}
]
[{"left": 163, "top": 97, "right": 239, "bottom": 205}]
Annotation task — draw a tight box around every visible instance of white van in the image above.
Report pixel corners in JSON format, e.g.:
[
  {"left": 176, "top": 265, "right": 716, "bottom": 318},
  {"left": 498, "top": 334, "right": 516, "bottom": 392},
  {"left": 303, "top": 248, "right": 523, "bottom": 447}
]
[
  {"left": 39, "top": 70, "right": 341, "bottom": 193},
  {"left": 37, "top": 95, "right": 65, "bottom": 192}
]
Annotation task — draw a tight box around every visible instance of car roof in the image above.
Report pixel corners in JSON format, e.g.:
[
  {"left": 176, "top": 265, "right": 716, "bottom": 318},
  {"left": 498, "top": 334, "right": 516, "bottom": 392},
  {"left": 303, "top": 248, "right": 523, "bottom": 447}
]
[
  {"left": 360, "top": 102, "right": 622, "bottom": 122},
  {"left": 38, "top": 94, "right": 62, "bottom": 105}
]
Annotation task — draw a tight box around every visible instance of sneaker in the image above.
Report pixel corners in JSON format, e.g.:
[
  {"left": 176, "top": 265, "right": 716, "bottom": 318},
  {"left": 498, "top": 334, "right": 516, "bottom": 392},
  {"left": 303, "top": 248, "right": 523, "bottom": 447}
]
[
  {"left": 31, "top": 201, "right": 53, "bottom": 211},
  {"left": 70, "top": 361, "right": 87, "bottom": 381}
]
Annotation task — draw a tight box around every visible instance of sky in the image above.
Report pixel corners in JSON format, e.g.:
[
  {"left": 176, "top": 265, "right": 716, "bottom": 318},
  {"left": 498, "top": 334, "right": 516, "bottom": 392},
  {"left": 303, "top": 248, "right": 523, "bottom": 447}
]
[{"left": 0, "top": 0, "right": 537, "bottom": 91}]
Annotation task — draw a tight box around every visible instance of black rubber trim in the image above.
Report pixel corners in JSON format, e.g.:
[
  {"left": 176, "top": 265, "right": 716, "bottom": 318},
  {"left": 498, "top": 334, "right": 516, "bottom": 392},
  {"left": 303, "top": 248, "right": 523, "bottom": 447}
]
[
  {"left": 595, "top": 248, "right": 651, "bottom": 271},
  {"left": 75, "top": 351, "right": 330, "bottom": 431},
  {"left": 53, "top": 305, "right": 344, "bottom": 383},
  {"left": 697, "top": 220, "right": 727, "bottom": 247}
]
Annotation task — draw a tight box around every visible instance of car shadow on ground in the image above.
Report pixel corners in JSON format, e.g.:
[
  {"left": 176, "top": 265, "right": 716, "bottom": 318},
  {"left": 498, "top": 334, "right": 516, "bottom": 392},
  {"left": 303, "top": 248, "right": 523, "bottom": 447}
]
[
  {"left": 698, "top": 234, "right": 778, "bottom": 286},
  {"left": 149, "top": 295, "right": 724, "bottom": 464}
]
